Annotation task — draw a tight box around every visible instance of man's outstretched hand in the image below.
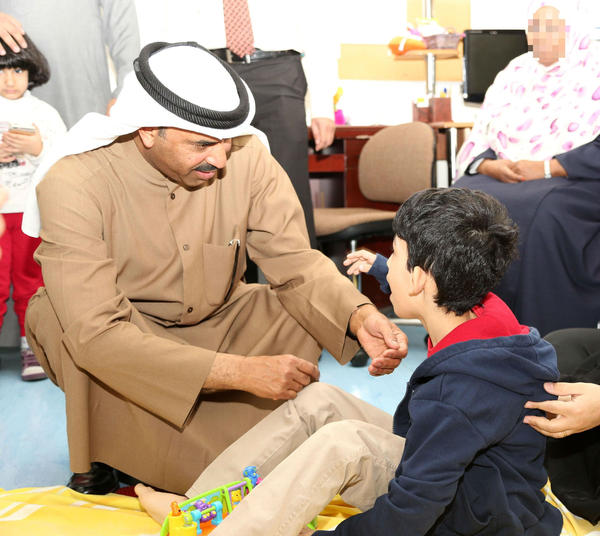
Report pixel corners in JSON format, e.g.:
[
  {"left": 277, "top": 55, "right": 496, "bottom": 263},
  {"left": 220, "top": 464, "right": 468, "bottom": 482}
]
[{"left": 350, "top": 304, "right": 408, "bottom": 376}]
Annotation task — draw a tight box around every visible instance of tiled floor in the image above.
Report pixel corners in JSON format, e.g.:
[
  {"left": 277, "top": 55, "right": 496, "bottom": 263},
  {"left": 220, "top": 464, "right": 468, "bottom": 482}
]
[{"left": 0, "top": 324, "right": 427, "bottom": 491}]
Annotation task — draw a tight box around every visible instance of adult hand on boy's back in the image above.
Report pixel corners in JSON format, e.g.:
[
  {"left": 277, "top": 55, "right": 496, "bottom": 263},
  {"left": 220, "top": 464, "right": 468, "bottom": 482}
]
[
  {"left": 350, "top": 304, "right": 408, "bottom": 376},
  {"left": 524, "top": 382, "right": 600, "bottom": 438}
]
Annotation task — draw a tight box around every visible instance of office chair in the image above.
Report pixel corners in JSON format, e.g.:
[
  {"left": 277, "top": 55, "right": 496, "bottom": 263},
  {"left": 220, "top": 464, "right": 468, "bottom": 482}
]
[{"left": 314, "top": 121, "right": 436, "bottom": 279}]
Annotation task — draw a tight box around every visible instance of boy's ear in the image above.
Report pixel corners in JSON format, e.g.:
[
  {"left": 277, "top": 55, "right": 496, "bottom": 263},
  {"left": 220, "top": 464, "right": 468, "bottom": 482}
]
[{"left": 408, "top": 266, "right": 428, "bottom": 296}]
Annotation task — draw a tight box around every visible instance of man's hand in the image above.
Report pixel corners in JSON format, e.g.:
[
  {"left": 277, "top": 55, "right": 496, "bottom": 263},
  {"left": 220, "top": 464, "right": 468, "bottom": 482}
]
[
  {"left": 205, "top": 353, "right": 320, "bottom": 401},
  {"left": 523, "top": 382, "right": 600, "bottom": 438},
  {"left": 311, "top": 117, "right": 335, "bottom": 151},
  {"left": 2, "top": 125, "right": 43, "bottom": 157},
  {"left": 349, "top": 304, "right": 408, "bottom": 376},
  {"left": 0, "top": 13, "right": 27, "bottom": 55},
  {"left": 479, "top": 159, "right": 523, "bottom": 183},
  {"left": 240, "top": 355, "right": 320, "bottom": 400}
]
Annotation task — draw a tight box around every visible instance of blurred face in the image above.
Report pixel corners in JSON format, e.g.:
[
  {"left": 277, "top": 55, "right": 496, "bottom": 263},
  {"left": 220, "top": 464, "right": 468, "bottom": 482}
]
[
  {"left": 386, "top": 237, "right": 414, "bottom": 318},
  {"left": 0, "top": 67, "right": 28, "bottom": 100},
  {"left": 528, "top": 6, "right": 567, "bottom": 66},
  {"left": 141, "top": 127, "right": 232, "bottom": 190}
]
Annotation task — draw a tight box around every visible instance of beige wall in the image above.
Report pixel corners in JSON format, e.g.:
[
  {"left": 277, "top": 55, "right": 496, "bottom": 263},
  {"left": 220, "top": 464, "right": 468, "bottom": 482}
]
[{"left": 338, "top": 0, "right": 470, "bottom": 81}]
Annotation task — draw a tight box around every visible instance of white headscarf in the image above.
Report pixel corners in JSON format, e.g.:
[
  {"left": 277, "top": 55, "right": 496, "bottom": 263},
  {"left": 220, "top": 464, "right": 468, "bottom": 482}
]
[
  {"left": 457, "top": 0, "right": 600, "bottom": 177},
  {"left": 22, "top": 42, "right": 267, "bottom": 237}
]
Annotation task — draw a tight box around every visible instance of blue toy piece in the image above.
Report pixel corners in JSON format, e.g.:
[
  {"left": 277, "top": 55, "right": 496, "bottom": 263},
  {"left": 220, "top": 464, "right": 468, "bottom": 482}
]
[
  {"left": 242, "top": 465, "right": 261, "bottom": 487},
  {"left": 212, "top": 501, "right": 223, "bottom": 525}
]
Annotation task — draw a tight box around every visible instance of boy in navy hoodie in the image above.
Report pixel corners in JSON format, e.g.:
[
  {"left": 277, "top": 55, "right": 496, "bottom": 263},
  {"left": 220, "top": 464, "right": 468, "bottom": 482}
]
[{"left": 136, "top": 188, "right": 562, "bottom": 535}]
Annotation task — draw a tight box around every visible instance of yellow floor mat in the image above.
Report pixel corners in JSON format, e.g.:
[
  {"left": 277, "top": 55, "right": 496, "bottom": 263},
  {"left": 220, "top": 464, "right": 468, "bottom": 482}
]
[{"left": 0, "top": 483, "right": 597, "bottom": 535}]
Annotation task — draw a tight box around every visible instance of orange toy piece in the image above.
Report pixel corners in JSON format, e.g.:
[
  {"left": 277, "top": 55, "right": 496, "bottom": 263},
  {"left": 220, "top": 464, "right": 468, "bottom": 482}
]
[
  {"left": 388, "top": 36, "right": 426, "bottom": 56},
  {"left": 171, "top": 502, "right": 182, "bottom": 516},
  {"left": 168, "top": 501, "right": 186, "bottom": 532}
]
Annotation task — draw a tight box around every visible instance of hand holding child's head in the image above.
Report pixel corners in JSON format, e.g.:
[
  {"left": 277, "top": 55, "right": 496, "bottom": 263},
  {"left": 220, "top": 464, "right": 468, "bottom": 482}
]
[
  {"left": 0, "top": 32, "right": 50, "bottom": 99},
  {"left": 0, "top": 13, "right": 27, "bottom": 55}
]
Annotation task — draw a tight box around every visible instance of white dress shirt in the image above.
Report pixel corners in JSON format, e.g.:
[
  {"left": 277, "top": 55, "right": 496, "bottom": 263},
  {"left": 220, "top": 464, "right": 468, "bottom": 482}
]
[{"left": 136, "top": 0, "right": 339, "bottom": 119}]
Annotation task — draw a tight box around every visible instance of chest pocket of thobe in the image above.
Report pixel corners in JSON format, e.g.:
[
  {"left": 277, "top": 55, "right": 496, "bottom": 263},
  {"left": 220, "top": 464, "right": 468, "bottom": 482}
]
[{"left": 203, "top": 240, "right": 241, "bottom": 306}]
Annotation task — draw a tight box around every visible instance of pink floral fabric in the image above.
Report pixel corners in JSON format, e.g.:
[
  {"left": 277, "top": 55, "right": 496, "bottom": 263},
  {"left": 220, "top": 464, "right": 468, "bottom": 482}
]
[{"left": 457, "top": 0, "right": 600, "bottom": 177}]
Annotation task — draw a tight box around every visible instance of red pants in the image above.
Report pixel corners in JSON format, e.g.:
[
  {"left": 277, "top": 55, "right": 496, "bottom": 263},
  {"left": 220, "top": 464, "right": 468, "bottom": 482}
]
[{"left": 0, "top": 212, "right": 43, "bottom": 336}]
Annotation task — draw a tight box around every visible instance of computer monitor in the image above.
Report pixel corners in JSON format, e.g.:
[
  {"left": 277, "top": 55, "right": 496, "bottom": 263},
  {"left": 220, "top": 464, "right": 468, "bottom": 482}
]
[{"left": 462, "top": 29, "right": 529, "bottom": 103}]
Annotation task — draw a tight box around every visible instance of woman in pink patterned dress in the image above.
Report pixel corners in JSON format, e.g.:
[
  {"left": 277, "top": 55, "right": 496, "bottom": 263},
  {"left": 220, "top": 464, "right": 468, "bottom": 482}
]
[{"left": 454, "top": 0, "right": 600, "bottom": 335}]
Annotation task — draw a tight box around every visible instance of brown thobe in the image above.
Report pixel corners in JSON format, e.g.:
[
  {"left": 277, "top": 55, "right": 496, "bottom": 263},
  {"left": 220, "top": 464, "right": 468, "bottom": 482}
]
[{"left": 25, "top": 134, "right": 367, "bottom": 493}]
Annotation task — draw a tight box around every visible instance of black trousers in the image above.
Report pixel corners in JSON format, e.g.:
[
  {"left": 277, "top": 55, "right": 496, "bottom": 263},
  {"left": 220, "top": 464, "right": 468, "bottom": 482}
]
[
  {"left": 544, "top": 328, "right": 600, "bottom": 524},
  {"left": 545, "top": 328, "right": 600, "bottom": 375},
  {"left": 231, "top": 54, "right": 317, "bottom": 248}
]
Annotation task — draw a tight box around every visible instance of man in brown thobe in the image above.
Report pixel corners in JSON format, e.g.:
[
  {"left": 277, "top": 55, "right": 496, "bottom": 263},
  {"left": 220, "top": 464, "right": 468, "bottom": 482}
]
[{"left": 23, "top": 42, "right": 407, "bottom": 494}]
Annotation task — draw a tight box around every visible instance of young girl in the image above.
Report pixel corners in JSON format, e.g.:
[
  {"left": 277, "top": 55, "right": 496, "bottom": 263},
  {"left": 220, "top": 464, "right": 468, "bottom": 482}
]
[{"left": 0, "top": 34, "right": 66, "bottom": 380}]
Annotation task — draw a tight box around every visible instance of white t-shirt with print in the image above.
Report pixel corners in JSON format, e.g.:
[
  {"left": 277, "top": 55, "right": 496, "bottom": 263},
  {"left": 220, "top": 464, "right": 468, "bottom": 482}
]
[{"left": 0, "top": 91, "right": 66, "bottom": 213}]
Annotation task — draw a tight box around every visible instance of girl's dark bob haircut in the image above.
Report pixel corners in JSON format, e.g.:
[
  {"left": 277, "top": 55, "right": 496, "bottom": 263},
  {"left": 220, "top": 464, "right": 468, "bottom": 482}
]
[{"left": 0, "top": 34, "right": 50, "bottom": 90}]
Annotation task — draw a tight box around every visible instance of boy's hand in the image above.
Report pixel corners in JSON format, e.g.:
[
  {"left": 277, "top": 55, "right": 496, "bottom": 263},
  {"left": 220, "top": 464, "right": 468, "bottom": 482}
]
[
  {"left": 350, "top": 304, "right": 408, "bottom": 376},
  {"left": 343, "top": 250, "right": 376, "bottom": 276},
  {"left": 523, "top": 382, "right": 600, "bottom": 438},
  {"left": 2, "top": 125, "right": 42, "bottom": 157}
]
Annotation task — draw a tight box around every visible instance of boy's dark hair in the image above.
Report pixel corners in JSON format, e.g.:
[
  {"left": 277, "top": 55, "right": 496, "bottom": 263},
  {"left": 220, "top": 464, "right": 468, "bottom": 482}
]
[
  {"left": 0, "top": 34, "right": 50, "bottom": 89},
  {"left": 393, "top": 188, "right": 518, "bottom": 315}
]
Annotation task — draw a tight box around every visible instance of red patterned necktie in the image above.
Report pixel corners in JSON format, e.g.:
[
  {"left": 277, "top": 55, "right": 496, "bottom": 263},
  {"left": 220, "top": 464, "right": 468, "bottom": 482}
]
[{"left": 223, "top": 0, "right": 255, "bottom": 57}]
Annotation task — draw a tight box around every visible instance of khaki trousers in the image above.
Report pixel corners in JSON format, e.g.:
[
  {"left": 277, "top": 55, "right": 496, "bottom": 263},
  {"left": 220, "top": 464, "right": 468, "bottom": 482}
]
[{"left": 186, "top": 383, "right": 405, "bottom": 536}]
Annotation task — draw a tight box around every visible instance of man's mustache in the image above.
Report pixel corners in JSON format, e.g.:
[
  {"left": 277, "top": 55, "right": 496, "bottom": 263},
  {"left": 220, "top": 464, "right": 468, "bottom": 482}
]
[{"left": 195, "top": 162, "right": 219, "bottom": 173}]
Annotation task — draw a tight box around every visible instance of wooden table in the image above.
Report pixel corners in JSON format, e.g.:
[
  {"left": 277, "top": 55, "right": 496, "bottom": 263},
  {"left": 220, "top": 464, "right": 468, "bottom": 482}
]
[{"left": 429, "top": 121, "right": 473, "bottom": 183}]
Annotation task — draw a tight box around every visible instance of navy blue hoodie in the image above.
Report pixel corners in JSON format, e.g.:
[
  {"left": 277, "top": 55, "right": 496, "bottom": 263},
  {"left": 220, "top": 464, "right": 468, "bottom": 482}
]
[{"left": 315, "top": 300, "right": 562, "bottom": 535}]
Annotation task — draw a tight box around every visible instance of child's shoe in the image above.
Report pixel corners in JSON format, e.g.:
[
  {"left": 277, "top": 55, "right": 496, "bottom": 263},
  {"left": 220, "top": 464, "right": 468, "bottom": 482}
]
[{"left": 21, "top": 347, "right": 47, "bottom": 381}]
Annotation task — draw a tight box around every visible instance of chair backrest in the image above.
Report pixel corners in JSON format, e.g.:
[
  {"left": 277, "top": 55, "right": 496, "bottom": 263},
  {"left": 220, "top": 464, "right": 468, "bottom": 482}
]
[{"left": 358, "top": 122, "right": 436, "bottom": 204}]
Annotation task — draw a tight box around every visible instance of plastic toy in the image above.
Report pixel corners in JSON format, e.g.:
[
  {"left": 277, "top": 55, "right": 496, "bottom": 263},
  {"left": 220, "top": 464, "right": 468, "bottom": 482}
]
[
  {"left": 160, "top": 466, "right": 317, "bottom": 535},
  {"left": 160, "top": 466, "right": 259, "bottom": 535}
]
